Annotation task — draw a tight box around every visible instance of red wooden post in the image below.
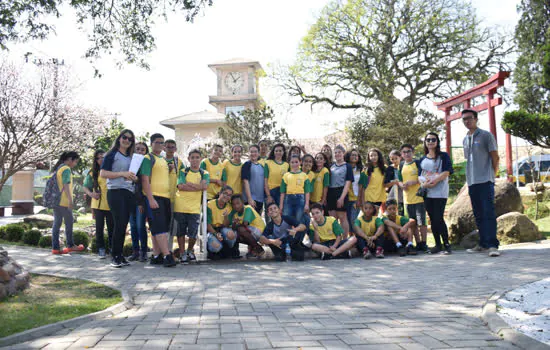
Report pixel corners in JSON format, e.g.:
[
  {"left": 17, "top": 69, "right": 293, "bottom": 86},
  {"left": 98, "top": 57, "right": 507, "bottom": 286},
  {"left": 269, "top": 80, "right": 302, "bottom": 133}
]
[
  {"left": 487, "top": 90, "right": 497, "bottom": 142},
  {"left": 445, "top": 108, "right": 452, "bottom": 158},
  {"left": 506, "top": 133, "right": 513, "bottom": 181}
]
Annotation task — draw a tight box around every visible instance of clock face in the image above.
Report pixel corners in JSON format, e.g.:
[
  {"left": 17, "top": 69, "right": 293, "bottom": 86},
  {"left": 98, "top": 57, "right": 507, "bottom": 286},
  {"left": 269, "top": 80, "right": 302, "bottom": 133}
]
[{"left": 224, "top": 71, "right": 244, "bottom": 94}]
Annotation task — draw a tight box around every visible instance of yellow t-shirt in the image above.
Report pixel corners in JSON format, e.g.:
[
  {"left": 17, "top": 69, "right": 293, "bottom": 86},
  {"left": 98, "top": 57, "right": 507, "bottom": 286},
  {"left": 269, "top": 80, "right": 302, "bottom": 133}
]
[
  {"left": 92, "top": 176, "right": 109, "bottom": 211},
  {"left": 229, "top": 205, "right": 265, "bottom": 231},
  {"left": 56, "top": 165, "right": 73, "bottom": 208},
  {"left": 200, "top": 158, "right": 224, "bottom": 200},
  {"left": 166, "top": 157, "right": 182, "bottom": 202},
  {"left": 400, "top": 161, "right": 423, "bottom": 204},
  {"left": 348, "top": 167, "right": 362, "bottom": 201},
  {"left": 308, "top": 216, "right": 344, "bottom": 242},
  {"left": 264, "top": 160, "right": 289, "bottom": 190},
  {"left": 281, "top": 171, "right": 311, "bottom": 195},
  {"left": 140, "top": 154, "right": 171, "bottom": 199},
  {"left": 311, "top": 168, "right": 330, "bottom": 203},
  {"left": 354, "top": 216, "right": 384, "bottom": 237},
  {"left": 360, "top": 167, "right": 387, "bottom": 203},
  {"left": 382, "top": 215, "right": 410, "bottom": 237},
  {"left": 258, "top": 157, "right": 268, "bottom": 167},
  {"left": 222, "top": 160, "right": 243, "bottom": 195},
  {"left": 174, "top": 168, "right": 210, "bottom": 214},
  {"left": 207, "top": 199, "right": 232, "bottom": 228}
]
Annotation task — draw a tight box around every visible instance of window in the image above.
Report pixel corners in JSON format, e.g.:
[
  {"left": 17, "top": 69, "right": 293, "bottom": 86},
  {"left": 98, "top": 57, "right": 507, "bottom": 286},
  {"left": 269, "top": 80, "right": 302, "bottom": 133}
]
[{"left": 225, "top": 106, "right": 245, "bottom": 116}]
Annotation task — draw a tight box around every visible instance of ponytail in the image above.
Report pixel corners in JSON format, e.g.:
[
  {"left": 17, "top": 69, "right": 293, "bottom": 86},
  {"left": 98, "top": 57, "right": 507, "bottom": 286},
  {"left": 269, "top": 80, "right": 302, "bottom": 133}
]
[{"left": 52, "top": 151, "right": 79, "bottom": 171}]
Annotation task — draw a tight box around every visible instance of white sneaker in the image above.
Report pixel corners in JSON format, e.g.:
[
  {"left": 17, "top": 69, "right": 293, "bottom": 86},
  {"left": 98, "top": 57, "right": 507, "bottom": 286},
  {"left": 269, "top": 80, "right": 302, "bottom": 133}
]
[
  {"left": 467, "top": 245, "right": 487, "bottom": 253},
  {"left": 488, "top": 247, "right": 500, "bottom": 257}
]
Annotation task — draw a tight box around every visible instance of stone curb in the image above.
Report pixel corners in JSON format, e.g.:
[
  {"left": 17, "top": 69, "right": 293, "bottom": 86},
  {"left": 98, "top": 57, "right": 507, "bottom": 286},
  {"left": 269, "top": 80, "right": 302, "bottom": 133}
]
[
  {"left": 0, "top": 285, "right": 134, "bottom": 348},
  {"left": 481, "top": 292, "right": 550, "bottom": 350}
]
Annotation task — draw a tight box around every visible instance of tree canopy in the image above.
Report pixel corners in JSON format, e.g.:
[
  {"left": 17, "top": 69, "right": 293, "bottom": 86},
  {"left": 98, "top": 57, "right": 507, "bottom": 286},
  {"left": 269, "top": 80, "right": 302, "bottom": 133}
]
[
  {"left": 502, "top": 110, "right": 550, "bottom": 149},
  {"left": 0, "top": 0, "right": 213, "bottom": 70}
]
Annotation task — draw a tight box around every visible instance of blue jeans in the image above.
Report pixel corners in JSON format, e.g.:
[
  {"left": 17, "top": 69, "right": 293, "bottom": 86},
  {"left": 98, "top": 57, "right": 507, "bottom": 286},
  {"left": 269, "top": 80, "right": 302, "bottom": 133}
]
[
  {"left": 347, "top": 201, "right": 360, "bottom": 230},
  {"left": 283, "top": 194, "right": 305, "bottom": 223},
  {"left": 468, "top": 182, "right": 499, "bottom": 249},
  {"left": 207, "top": 227, "right": 237, "bottom": 253},
  {"left": 270, "top": 187, "right": 281, "bottom": 207},
  {"left": 52, "top": 206, "right": 73, "bottom": 250},
  {"left": 129, "top": 206, "right": 148, "bottom": 253}
]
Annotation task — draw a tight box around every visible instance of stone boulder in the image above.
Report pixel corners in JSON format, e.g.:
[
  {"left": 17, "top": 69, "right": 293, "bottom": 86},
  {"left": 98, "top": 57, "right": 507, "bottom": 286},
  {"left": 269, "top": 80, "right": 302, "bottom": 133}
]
[
  {"left": 0, "top": 246, "right": 31, "bottom": 299},
  {"left": 448, "top": 181, "right": 524, "bottom": 244},
  {"left": 496, "top": 212, "right": 542, "bottom": 244},
  {"left": 460, "top": 230, "right": 480, "bottom": 249},
  {"left": 23, "top": 214, "right": 54, "bottom": 229}
]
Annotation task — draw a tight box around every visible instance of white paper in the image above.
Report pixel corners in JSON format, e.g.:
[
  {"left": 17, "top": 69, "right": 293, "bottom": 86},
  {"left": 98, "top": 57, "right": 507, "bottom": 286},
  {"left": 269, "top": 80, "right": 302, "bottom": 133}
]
[{"left": 129, "top": 154, "right": 144, "bottom": 175}]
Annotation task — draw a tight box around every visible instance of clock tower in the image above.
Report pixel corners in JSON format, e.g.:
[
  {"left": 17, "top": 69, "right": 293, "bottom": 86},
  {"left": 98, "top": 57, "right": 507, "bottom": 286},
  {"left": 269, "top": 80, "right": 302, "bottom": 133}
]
[{"left": 208, "top": 58, "right": 264, "bottom": 115}]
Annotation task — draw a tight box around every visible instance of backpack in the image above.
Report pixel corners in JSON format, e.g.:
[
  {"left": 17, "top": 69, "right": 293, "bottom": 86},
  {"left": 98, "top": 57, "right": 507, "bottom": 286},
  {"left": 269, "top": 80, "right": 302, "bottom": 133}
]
[
  {"left": 183, "top": 167, "right": 205, "bottom": 180},
  {"left": 43, "top": 167, "right": 64, "bottom": 209}
]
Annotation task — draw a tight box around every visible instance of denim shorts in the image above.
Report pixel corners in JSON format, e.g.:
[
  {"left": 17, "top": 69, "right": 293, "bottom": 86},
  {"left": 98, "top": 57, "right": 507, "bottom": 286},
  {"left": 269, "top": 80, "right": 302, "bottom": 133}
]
[
  {"left": 406, "top": 202, "right": 426, "bottom": 226},
  {"left": 174, "top": 212, "right": 200, "bottom": 238},
  {"left": 207, "top": 227, "right": 236, "bottom": 253}
]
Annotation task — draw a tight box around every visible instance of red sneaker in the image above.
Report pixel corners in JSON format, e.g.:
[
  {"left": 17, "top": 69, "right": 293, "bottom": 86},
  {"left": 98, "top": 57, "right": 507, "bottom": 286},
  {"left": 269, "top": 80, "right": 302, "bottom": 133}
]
[
  {"left": 62, "top": 247, "right": 71, "bottom": 254},
  {"left": 69, "top": 244, "right": 85, "bottom": 252},
  {"left": 52, "top": 249, "right": 63, "bottom": 255},
  {"left": 375, "top": 247, "right": 384, "bottom": 259}
]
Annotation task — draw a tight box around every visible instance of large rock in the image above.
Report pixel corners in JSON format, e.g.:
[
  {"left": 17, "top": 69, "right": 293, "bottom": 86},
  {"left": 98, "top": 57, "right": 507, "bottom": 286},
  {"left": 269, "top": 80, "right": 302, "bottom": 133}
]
[
  {"left": 0, "top": 246, "right": 30, "bottom": 297},
  {"left": 460, "top": 230, "right": 480, "bottom": 249},
  {"left": 23, "top": 214, "right": 54, "bottom": 229},
  {"left": 497, "top": 212, "right": 542, "bottom": 244},
  {"left": 448, "top": 181, "right": 524, "bottom": 244}
]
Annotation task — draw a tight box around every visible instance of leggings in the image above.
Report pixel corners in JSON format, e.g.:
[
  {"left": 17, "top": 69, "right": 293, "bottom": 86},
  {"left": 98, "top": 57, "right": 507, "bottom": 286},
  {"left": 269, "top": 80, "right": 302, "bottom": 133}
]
[
  {"left": 424, "top": 197, "right": 449, "bottom": 247},
  {"left": 52, "top": 206, "right": 73, "bottom": 250},
  {"left": 94, "top": 209, "right": 114, "bottom": 250},
  {"left": 107, "top": 189, "right": 136, "bottom": 258}
]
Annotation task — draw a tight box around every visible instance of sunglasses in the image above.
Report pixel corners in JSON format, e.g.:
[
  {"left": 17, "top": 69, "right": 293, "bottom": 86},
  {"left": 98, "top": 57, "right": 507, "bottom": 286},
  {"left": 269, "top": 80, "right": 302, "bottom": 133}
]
[
  {"left": 426, "top": 138, "right": 437, "bottom": 143},
  {"left": 121, "top": 135, "right": 134, "bottom": 142}
]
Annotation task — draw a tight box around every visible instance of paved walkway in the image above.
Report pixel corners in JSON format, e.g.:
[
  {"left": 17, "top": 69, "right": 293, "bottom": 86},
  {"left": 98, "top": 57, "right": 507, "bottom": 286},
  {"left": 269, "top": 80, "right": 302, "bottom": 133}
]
[{"left": 3, "top": 241, "right": 550, "bottom": 350}]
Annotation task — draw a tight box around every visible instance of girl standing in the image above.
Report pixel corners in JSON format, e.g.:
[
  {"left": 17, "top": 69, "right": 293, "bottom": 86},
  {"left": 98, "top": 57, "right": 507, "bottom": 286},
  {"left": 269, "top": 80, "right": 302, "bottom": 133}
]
[
  {"left": 420, "top": 133, "right": 453, "bottom": 254},
  {"left": 280, "top": 155, "right": 311, "bottom": 224},
  {"left": 359, "top": 148, "right": 387, "bottom": 208},
  {"left": 83, "top": 150, "right": 113, "bottom": 258},
  {"left": 222, "top": 145, "right": 244, "bottom": 196},
  {"left": 321, "top": 144, "right": 333, "bottom": 163},
  {"left": 384, "top": 150, "right": 405, "bottom": 215},
  {"left": 264, "top": 143, "right": 289, "bottom": 207},
  {"left": 51, "top": 151, "right": 84, "bottom": 254},
  {"left": 242, "top": 145, "right": 265, "bottom": 215},
  {"left": 327, "top": 145, "right": 354, "bottom": 237},
  {"left": 345, "top": 149, "right": 363, "bottom": 230},
  {"left": 302, "top": 154, "right": 315, "bottom": 198},
  {"left": 128, "top": 142, "right": 149, "bottom": 262},
  {"left": 100, "top": 129, "right": 138, "bottom": 268},
  {"left": 311, "top": 153, "right": 330, "bottom": 208}
]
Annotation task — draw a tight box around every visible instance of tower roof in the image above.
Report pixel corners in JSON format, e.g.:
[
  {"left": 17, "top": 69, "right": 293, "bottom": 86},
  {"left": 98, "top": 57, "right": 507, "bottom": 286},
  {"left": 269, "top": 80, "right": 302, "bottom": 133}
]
[
  {"left": 160, "top": 110, "right": 226, "bottom": 130},
  {"left": 208, "top": 58, "right": 262, "bottom": 72}
]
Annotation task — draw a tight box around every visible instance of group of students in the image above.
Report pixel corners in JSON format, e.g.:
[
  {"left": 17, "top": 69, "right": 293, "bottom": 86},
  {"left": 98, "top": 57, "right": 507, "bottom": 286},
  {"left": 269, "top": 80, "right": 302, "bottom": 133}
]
[{"left": 49, "top": 129, "right": 455, "bottom": 267}]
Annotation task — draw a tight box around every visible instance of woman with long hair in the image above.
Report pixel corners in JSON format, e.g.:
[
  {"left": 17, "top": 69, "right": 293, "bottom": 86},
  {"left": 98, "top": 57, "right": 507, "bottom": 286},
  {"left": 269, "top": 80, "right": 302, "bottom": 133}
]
[
  {"left": 264, "top": 143, "right": 289, "bottom": 208},
  {"left": 128, "top": 141, "right": 149, "bottom": 262},
  {"left": 100, "top": 129, "right": 138, "bottom": 268},
  {"left": 327, "top": 145, "right": 354, "bottom": 237},
  {"left": 311, "top": 152, "right": 330, "bottom": 209},
  {"left": 420, "top": 132, "right": 453, "bottom": 254},
  {"left": 83, "top": 149, "right": 113, "bottom": 258},
  {"left": 51, "top": 151, "right": 84, "bottom": 254},
  {"left": 344, "top": 149, "right": 363, "bottom": 230},
  {"left": 359, "top": 148, "right": 387, "bottom": 208}
]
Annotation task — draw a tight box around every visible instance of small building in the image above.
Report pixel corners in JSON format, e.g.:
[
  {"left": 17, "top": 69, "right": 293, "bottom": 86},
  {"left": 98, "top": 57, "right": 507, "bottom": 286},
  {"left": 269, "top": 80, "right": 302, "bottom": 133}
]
[{"left": 160, "top": 58, "right": 264, "bottom": 154}]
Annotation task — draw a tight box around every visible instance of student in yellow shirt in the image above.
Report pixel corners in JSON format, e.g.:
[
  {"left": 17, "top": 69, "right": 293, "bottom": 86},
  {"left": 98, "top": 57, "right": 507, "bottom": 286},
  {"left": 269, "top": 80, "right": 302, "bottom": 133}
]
[
  {"left": 311, "top": 153, "right": 330, "bottom": 208},
  {"left": 398, "top": 143, "right": 428, "bottom": 253},
  {"left": 381, "top": 199, "right": 417, "bottom": 257},
  {"left": 306, "top": 203, "right": 356, "bottom": 260},
  {"left": 280, "top": 155, "right": 311, "bottom": 224},
  {"left": 83, "top": 149, "right": 113, "bottom": 259},
  {"left": 50, "top": 151, "right": 84, "bottom": 255},
  {"left": 258, "top": 140, "right": 269, "bottom": 166},
  {"left": 353, "top": 202, "right": 386, "bottom": 259},
  {"left": 200, "top": 144, "right": 225, "bottom": 200},
  {"left": 358, "top": 148, "right": 387, "bottom": 209},
  {"left": 206, "top": 185, "right": 238, "bottom": 260},
  {"left": 228, "top": 195, "right": 265, "bottom": 258},
  {"left": 174, "top": 149, "right": 209, "bottom": 264},
  {"left": 164, "top": 139, "right": 181, "bottom": 253},
  {"left": 345, "top": 149, "right": 363, "bottom": 231},
  {"left": 222, "top": 145, "right": 243, "bottom": 195},
  {"left": 264, "top": 143, "right": 289, "bottom": 207},
  {"left": 301, "top": 153, "right": 316, "bottom": 201}
]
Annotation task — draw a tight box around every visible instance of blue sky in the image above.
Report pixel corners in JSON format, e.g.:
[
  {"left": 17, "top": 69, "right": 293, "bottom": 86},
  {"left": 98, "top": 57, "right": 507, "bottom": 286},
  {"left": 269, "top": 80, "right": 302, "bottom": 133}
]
[{"left": 7, "top": 0, "right": 521, "bottom": 144}]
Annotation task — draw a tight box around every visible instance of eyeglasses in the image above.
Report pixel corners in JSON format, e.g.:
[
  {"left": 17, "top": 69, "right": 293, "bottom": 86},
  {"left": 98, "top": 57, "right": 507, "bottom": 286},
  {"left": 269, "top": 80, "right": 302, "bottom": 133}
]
[
  {"left": 402, "top": 150, "right": 412, "bottom": 154},
  {"left": 462, "top": 116, "right": 475, "bottom": 122},
  {"left": 121, "top": 135, "right": 134, "bottom": 142},
  {"left": 154, "top": 141, "right": 165, "bottom": 145},
  {"left": 425, "top": 138, "right": 437, "bottom": 143}
]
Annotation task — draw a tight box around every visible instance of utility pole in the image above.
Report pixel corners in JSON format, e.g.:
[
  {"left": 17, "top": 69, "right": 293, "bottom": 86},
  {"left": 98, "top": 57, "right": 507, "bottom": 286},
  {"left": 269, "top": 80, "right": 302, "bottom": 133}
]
[{"left": 25, "top": 54, "right": 65, "bottom": 98}]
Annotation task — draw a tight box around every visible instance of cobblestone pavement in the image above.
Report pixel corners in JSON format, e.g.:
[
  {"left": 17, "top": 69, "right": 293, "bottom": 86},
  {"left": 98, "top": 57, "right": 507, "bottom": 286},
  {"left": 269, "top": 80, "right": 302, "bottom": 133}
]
[{"left": 3, "top": 241, "right": 550, "bottom": 350}]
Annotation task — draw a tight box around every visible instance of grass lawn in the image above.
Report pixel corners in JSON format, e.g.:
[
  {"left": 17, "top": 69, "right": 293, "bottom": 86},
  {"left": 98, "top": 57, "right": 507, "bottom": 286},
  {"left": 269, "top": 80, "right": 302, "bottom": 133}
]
[
  {"left": 535, "top": 216, "right": 550, "bottom": 239},
  {"left": 0, "top": 274, "right": 122, "bottom": 338}
]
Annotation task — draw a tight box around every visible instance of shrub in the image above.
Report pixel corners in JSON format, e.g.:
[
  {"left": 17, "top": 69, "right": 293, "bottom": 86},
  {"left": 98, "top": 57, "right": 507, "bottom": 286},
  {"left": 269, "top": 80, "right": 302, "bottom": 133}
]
[
  {"left": 34, "top": 194, "right": 44, "bottom": 206},
  {"left": 22, "top": 230, "right": 42, "bottom": 246},
  {"left": 0, "top": 226, "right": 7, "bottom": 240},
  {"left": 72, "top": 230, "right": 90, "bottom": 249},
  {"left": 90, "top": 234, "right": 110, "bottom": 253},
  {"left": 525, "top": 203, "right": 550, "bottom": 220},
  {"left": 20, "top": 222, "right": 33, "bottom": 231},
  {"left": 123, "top": 242, "right": 134, "bottom": 257},
  {"left": 5, "top": 224, "right": 25, "bottom": 242},
  {"left": 38, "top": 235, "right": 53, "bottom": 248}
]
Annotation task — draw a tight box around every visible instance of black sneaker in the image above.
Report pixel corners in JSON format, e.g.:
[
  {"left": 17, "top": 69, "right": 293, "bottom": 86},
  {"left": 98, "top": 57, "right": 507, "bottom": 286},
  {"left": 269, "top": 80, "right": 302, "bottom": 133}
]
[
  {"left": 121, "top": 256, "right": 130, "bottom": 266},
  {"left": 110, "top": 257, "right": 122, "bottom": 268},
  {"left": 127, "top": 251, "right": 139, "bottom": 261},
  {"left": 444, "top": 243, "right": 452, "bottom": 254},
  {"left": 398, "top": 246, "right": 406, "bottom": 257},
  {"left": 429, "top": 245, "right": 441, "bottom": 254},
  {"left": 164, "top": 254, "right": 177, "bottom": 267},
  {"left": 139, "top": 251, "right": 147, "bottom": 262},
  {"left": 420, "top": 242, "right": 429, "bottom": 253},
  {"left": 187, "top": 251, "right": 197, "bottom": 262},
  {"left": 406, "top": 245, "right": 417, "bottom": 255},
  {"left": 150, "top": 254, "right": 163, "bottom": 265},
  {"left": 181, "top": 252, "right": 189, "bottom": 265},
  {"left": 320, "top": 252, "right": 333, "bottom": 260}
]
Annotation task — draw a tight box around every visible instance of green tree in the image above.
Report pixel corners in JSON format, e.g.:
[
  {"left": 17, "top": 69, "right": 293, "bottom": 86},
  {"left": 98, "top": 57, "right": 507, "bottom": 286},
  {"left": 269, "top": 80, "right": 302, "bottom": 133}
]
[
  {"left": 513, "top": 0, "right": 550, "bottom": 113},
  {"left": 1, "top": 0, "right": 213, "bottom": 70},
  {"left": 278, "top": 0, "right": 510, "bottom": 150},
  {"left": 502, "top": 110, "right": 550, "bottom": 149},
  {"left": 217, "top": 106, "right": 291, "bottom": 154}
]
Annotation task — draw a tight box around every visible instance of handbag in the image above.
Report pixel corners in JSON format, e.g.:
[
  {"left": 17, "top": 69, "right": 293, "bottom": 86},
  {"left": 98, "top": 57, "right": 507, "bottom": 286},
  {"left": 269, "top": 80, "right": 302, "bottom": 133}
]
[{"left": 416, "top": 156, "right": 441, "bottom": 199}]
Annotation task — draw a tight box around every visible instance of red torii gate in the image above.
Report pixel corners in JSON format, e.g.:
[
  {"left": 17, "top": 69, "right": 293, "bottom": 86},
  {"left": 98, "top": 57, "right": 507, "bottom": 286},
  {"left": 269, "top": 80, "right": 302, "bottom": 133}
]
[{"left": 434, "top": 71, "right": 512, "bottom": 180}]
